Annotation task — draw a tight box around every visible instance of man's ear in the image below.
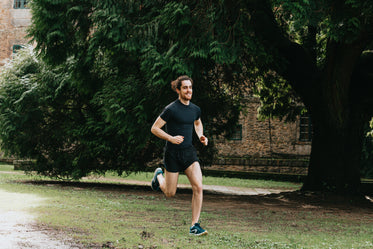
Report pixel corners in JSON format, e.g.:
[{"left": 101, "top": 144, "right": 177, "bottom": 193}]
[{"left": 176, "top": 88, "right": 180, "bottom": 95}]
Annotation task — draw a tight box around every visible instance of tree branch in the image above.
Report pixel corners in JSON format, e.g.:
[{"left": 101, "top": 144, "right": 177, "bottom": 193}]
[{"left": 243, "top": 0, "right": 319, "bottom": 107}]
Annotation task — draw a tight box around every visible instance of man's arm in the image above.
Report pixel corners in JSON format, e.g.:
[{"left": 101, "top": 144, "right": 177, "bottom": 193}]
[
  {"left": 151, "top": 116, "right": 184, "bottom": 144},
  {"left": 194, "top": 118, "right": 208, "bottom": 146}
]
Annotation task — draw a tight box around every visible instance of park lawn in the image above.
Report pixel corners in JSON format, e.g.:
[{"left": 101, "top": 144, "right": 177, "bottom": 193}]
[
  {"left": 0, "top": 162, "right": 302, "bottom": 190},
  {"left": 0, "top": 163, "right": 14, "bottom": 171},
  {"left": 84, "top": 170, "right": 302, "bottom": 190},
  {"left": 0, "top": 164, "right": 372, "bottom": 248}
]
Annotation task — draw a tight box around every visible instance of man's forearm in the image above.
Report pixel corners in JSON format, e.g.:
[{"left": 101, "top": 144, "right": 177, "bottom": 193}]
[
  {"left": 151, "top": 126, "right": 172, "bottom": 142},
  {"left": 194, "top": 122, "right": 204, "bottom": 139},
  {"left": 195, "top": 119, "right": 208, "bottom": 146}
]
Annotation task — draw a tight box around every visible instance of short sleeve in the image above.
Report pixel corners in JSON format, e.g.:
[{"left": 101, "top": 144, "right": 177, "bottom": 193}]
[
  {"left": 195, "top": 106, "right": 201, "bottom": 120},
  {"left": 160, "top": 107, "right": 172, "bottom": 122}
]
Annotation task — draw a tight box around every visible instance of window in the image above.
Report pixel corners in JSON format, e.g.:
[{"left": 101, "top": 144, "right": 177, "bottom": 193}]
[
  {"left": 14, "top": 0, "right": 28, "bottom": 9},
  {"left": 299, "top": 115, "right": 312, "bottom": 141},
  {"left": 229, "top": 124, "right": 242, "bottom": 141}
]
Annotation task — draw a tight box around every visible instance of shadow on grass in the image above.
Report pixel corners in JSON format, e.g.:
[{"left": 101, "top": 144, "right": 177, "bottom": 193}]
[{"left": 19, "top": 179, "right": 373, "bottom": 212}]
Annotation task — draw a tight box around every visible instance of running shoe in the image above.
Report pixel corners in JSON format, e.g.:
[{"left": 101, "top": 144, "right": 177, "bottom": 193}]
[
  {"left": 189, "top": 223, "right": 208, "bottom": 236},
  {"left": 151, "top": 167, "right": 163, "bottom": 191}
]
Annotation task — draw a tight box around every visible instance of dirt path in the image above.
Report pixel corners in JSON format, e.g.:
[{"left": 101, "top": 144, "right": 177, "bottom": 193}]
[{"left": 0, "top": 189, "right": 73, "bottom": 249}]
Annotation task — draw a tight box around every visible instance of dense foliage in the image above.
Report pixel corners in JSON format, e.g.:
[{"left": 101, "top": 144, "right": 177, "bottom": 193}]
[
  {"left": 0, "top": 46, "right": 239, "bottom": 179},
  {"left": 1, "top": 1, "right": 254, "bottom": 178},
  {"left": 1, "top": 0, "right": 372, "bottom": 193},
  {"left": 0, "top": 48, "right": 115, "bottom": 178}
]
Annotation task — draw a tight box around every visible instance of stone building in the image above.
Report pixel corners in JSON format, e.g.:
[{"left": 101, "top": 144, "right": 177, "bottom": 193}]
[
  {"left": 0, "top": 0, "right": 30, "bottom": 67},
  {"left": 0, "top": 1, "right": 312, "bottom": 174},
  {"left": 216, "top": 96, "right": 311, "bottom": 157},
  {"left": 212, "top": 96, "right": 312, "bottom": 174}
]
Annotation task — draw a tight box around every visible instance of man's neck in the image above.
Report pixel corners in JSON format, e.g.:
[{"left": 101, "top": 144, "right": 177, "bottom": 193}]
[{"left": 178, "top": 97, "right": 190, "bottom": 106}]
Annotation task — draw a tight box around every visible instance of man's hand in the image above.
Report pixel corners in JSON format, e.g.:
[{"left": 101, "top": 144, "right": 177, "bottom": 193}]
[
  {"left": 199, "top": 135, "right": 208, "bottom": 146},
  {"left": 170, "top": 135, "right": 184, "bottom": 144}
]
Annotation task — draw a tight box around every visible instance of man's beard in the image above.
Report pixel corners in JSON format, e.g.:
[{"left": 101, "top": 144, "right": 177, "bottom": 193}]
[{"left": 181, "top": 94, "right": 192, "bottom": 101}]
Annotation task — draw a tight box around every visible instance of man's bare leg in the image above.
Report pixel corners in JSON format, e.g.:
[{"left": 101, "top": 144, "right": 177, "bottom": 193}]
[
  {"left": 158, "top": 169, "right": 179, "bottom": 197},
  {"left": 184, "top": 162, "right": 203, "bottom": 225}
]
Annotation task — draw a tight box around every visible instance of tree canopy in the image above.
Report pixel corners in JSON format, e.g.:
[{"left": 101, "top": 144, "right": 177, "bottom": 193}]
[
  {"left": 1, "top": 0, "right": 372, "bottom": 194},
  {"left": 245, "top": 0, "right": 373, "bottom": 194},
  {"left": 1, "top": 0, "right": 249, "bottom": 178}
]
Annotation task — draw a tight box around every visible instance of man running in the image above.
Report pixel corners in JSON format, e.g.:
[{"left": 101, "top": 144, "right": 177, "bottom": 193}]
[{"left": 150, "top": 75, "right": 208, "bottom": 236}]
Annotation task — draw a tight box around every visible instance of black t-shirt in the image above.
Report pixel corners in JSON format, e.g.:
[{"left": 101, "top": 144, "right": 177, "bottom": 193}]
[{"left": 160, "top": 99, "right": 201, "bottom": 150}]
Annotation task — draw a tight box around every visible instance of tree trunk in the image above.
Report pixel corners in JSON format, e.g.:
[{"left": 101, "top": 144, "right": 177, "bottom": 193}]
[
  {"left": 302, "top": 111, "right": 365, "bottom": 194},
  {"left": 243, "top": 0, "right": 373, "bottom": 195},
  {"left": 299, "top": 37, "right": 370, "bottom": 195}
]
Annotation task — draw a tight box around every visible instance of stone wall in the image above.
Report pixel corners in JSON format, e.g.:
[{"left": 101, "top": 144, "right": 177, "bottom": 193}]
[
  {"left": 213, "top": 96, "right": 311, "bottom": 174},
  {"left": 215, "top": 96, "right": 311, "bottom": 158},
  {"left": 0, "top": 0, "right": 31, "bottom": 67},
  {"left": 206, "top": 157, "right": 309, "bottom": 175}
]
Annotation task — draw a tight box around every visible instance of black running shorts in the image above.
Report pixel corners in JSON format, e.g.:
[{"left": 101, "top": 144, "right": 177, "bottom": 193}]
[{"left": 163, "top": 146, "right": 199, "bottom": 173}]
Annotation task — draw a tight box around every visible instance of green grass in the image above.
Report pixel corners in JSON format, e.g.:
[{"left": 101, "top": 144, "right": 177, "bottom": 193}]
[
  {"left": 86, "top": 170, "right": 302, "bottom": 190},
  {"left": 0, "top": 163, "right": 14, "bottom": 171},
  {"left": 0, "top": 163, "right": 372, "bottom": 248},
  {"left": 0, "top": 163, "right": 302, "bottom": 190}
]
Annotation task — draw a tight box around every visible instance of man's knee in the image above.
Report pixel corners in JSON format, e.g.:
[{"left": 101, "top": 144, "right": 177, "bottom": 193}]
[
  {"left": 164, "top": 190, "right": 176, "bottom": 198},
  {"left": 192, "top": 182, "right": 203, "bottom": 195}
]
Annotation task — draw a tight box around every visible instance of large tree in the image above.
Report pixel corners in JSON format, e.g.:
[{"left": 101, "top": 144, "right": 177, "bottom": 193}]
[
  {"left": 245, "top": 0, "right": 373, "bottom": 194},
  {"left": 5, "top": 0, "right": 372, "bottom": 194}
]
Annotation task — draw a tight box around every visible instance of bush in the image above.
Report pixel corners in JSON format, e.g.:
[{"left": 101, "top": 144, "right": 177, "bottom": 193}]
[{"left": 0, "top": 48, "right": 150, "bottom": 179}]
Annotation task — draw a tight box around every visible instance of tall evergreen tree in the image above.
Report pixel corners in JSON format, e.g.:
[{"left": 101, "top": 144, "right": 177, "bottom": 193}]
[{"left": 1, "top": 1, "right": 245, "bottom": 178}]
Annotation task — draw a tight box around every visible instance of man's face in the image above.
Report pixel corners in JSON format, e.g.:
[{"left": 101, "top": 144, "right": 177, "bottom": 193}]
[{"left": 177, "top": 80, "right": 193, "bottom": 101}]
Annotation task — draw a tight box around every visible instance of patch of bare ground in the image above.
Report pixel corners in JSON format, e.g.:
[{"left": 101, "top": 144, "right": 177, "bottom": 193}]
[{"left": 0, "top": 189, "right": 85, "bottom": 249}]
